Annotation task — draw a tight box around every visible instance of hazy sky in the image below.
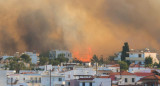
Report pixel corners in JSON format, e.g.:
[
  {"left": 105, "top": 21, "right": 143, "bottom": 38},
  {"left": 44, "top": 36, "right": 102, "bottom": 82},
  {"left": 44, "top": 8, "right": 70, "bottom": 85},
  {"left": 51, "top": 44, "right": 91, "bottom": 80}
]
[{"left": 0, "top": 0, "right": 160, "bottom": 60}]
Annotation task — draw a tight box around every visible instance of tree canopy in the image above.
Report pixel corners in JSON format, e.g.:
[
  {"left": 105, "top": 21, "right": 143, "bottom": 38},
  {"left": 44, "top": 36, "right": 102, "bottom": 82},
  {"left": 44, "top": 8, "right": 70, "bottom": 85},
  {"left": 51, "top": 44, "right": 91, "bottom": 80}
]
[
  {"left": 91, "top": 55, "right": 99, "bottom": 63},
  {"left": 121, "top": 42, "right": 129, "bottom": 61},
  {"left": 5, "top": 57, "right": 26, "bottom": 73},
  {"left": 39, "top": 57, "right": 49, "bottom": 65},
  {"left": 118, "top": 61, "right": 128, "bottom": 71},
  {"left": 20, "top": 54, "right": 31, "bottom": 63},
  {"left": 145, "top": 56, "right": 153, "bottom": 67}
]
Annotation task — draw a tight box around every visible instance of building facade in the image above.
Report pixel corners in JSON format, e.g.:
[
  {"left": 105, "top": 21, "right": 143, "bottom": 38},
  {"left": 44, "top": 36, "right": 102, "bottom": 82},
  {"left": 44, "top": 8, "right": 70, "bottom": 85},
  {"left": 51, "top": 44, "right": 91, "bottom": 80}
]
[{"left": 49, "top": 50, "right": 72, "bottom": 59}]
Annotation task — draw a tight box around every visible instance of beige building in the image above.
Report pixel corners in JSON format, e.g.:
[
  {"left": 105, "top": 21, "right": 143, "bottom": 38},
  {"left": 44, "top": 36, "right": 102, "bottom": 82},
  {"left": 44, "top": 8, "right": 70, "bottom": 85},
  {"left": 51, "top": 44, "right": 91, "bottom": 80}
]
[{"left": 110, "top": 71, "right": 136, "bottom": 85}]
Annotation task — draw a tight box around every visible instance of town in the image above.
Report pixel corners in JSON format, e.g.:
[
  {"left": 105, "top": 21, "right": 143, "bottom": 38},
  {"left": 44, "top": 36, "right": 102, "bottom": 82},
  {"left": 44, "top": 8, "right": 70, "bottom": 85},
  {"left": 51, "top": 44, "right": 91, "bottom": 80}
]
[{"left": 0, "top": 42, "right": 160, "bottom": 86}]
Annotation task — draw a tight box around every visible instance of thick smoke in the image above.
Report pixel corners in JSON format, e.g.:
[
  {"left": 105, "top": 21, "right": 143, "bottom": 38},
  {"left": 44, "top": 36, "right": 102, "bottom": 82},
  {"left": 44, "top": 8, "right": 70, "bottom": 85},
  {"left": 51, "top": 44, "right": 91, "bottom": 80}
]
[{"left": 0, "top": 0, "right": 160, "bottom": 58}]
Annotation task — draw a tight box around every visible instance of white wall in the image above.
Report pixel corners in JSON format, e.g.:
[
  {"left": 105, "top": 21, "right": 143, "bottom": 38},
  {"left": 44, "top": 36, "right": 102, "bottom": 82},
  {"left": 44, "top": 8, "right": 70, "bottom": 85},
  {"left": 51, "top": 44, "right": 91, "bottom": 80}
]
[
  {"left": 93, "top": 78, "right": 111, "bottom": 86},
  {"left": 128, "top": 67, "right": 145, "bottom": 73},
  {"left": 2, "top": 56, "right": 14, "bottom": 60},
  {"left": 144, "top": 52, "right": 159, "bottom": 64},
  {"left": 41, "top": 76, "right": 65, "bottom": 86},
  {"left": 24, "top": 52, "right": 38, "bottom": 64},
  {"left": 115, "top": 75, "right": 136, "bottom": 85},
  {"left": 65, "top": 68, "right": 96, "bottom": 80},
  {"left": 49, "top": 50, "right": 72, "bottom": 59}
]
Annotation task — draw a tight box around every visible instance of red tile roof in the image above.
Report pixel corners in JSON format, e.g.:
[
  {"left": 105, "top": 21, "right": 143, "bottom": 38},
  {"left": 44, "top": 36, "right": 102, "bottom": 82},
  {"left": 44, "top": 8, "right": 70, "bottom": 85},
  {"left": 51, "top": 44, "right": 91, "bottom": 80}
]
[
  {"left": 110, "top": 71, "right": 134, "bottom": 75},
  {"left": 129, "top": 63, "right": 143, "bottom": 68},
  {"left": 97, "top": 76, "right": 109, "bottom": 78},
  {"left": 141, "top": 75, "right": 160, "bottom": 80},
  {"left": 20, "top": 72, "right": 35, "bottom": 74},
  {"left": 134, "top": 72, "right": 154, "bottom": 76},
  {"left": 110, "top": 64, "right": 120, "bottom": 67}
]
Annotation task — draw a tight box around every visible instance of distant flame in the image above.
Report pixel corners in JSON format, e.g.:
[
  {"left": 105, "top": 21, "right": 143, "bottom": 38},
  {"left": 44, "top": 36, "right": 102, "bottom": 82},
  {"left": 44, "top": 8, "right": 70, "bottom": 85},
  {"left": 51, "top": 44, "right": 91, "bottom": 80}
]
[{"left": 72, "top": 47, "right": 93, "bottom": 62}]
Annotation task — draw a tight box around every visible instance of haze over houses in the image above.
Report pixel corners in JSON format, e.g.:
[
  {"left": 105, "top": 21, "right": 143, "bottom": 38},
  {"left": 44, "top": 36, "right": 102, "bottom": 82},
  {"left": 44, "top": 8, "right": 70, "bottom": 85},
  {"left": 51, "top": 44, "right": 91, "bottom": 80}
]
[{"left": 1, "top": 43, "right": 160, "bottom": 86}]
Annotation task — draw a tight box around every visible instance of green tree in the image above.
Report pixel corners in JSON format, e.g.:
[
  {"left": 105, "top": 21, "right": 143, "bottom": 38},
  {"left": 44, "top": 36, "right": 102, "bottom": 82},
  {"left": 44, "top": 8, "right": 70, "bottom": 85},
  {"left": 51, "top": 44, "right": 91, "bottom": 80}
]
[
  {"left": 153, "top": 62, "right": 159, "bottom": 68},
  {"left": 121, "top": 42, "right": 129, "bottom": 61},
  {"left": 118, "top": 61, "right": 128, "bottom": 71},
  {"left": 73, "top": 58, "right": 82, "bottom": 63},
  {"left": 99, "top": 55, "right": 104, "bottom": 65},
  {"left": 5, "top": 57, "right": 26, "bottom": 73},
  {"left": 145, "top": 56, "right": 153, "bottom": 67},
  {"left": 20, "top": 54, "right": 31, "bottom": 63},
  {"left": 39, "top": 57, "right": 49, "bottom": 65},
  {"left": 49, "top": 60, "right": 60, "bottom": 65},
  {"left": 91, "top": 55, "right": 99, "bottom": 63},
  {"left": 56, "top": 56, "right": 69, "bottom": 63}
]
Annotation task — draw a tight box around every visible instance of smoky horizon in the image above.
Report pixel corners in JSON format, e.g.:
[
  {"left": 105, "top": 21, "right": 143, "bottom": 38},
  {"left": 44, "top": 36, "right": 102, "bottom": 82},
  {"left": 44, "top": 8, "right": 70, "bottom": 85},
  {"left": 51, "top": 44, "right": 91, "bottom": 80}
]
[{"left": 1, "top": 0, "right": 160, "bottom": 60}]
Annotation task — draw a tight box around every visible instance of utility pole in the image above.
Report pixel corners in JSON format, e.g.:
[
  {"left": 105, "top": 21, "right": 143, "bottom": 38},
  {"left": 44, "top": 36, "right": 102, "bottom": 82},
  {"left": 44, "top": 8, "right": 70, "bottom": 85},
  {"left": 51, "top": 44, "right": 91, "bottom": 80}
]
[
  {"left": 96, "top": 62, "right": 97, "bottom": 76},
  {"left": 50, "top": 69, "right": 51, "bottom": 86},
  {"left": 11, "top": 78, "right": 12, "bottom": 86}
]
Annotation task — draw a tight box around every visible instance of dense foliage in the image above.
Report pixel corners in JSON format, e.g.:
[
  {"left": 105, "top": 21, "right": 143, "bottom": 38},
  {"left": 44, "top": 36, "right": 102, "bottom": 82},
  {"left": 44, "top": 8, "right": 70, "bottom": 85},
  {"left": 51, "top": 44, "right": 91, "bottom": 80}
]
[
  {"left": 121, "top": 42, "right": 129, "bottom": 61},
  {"left": 118, "top": 61, "right": 128, "bottom": 71},
  {"left": 145, "top": 56, "right": 153, "bottom": 67},
  {"left": 5, "top": 57, "right": 26, "bottom": 73},
  {"left": 20, "top": 54, "right": 31, "bottom": 63}
]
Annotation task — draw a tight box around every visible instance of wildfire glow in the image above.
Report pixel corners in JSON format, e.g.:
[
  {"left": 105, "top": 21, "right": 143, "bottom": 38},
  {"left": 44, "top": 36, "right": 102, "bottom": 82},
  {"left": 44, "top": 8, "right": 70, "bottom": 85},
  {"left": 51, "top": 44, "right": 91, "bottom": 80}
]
[{"left": 72, "top": 47, "right": 93, "bottom": 62}]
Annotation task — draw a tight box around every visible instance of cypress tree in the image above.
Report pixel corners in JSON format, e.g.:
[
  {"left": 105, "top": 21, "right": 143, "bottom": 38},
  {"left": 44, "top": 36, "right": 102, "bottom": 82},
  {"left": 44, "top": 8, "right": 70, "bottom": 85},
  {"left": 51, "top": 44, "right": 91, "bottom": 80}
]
[{"left": 121, "top": 42, "right": 129, "bottom": 61}]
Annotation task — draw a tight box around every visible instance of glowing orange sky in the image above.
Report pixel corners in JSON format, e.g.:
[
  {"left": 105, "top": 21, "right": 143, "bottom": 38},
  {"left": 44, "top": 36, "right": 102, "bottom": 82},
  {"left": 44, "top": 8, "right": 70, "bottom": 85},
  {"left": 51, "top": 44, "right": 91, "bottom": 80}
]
[{"left": 72, "top": 47, "right": 93, "bottom": 62}]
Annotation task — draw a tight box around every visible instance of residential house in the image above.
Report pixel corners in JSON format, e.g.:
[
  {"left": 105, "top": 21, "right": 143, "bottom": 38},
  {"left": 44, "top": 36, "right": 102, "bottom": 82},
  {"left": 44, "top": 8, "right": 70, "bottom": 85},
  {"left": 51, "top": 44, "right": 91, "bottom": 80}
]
[
  {"left": 110, "top": 71, "right": 136, "bottom": 85},
  {"left": 49, "top": 50, "right": 72, "bottom": 60},
  {"left": 107, "top": 64, "right": 120, "bottom": 72},
  {"left": 114, "top": 48, "right": 159, "bottom": 65},
  {"left": 138, "top": 75, "right": 160, "bottom": 86},
  {"left": 24, "top": 52, "right": 39, "bottom": 64},
  {"left": 41, "top": 71, "right": 65, "bottom": 86}
]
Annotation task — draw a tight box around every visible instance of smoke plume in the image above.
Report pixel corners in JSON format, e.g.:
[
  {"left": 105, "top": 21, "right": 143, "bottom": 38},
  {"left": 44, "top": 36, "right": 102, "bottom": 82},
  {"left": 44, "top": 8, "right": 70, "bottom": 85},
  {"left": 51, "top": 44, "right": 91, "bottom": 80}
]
[{"left": 0, "top": 0, "right": 160, "bottom": 60}]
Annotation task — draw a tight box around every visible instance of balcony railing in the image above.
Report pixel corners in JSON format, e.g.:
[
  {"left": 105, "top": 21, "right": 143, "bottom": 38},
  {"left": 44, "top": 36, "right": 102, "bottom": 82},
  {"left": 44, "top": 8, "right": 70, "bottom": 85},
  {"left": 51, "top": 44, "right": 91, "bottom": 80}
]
[
  {"left": 126, "top": 57, "right": 145, "bottom": 61},
  {"left": 25, "top": 80, "right": 41, "bottom": 83}
]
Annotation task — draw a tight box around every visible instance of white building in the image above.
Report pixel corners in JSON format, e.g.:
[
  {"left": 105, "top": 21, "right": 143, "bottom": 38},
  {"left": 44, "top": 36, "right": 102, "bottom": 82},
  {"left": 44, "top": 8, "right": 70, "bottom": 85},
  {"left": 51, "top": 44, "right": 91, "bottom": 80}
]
[
  {"left": 24, "top": 52, "right": 39, "bottom": 64},
  {"left": 65, "top": 68, "right": 96, "bottom": 86},
  {"left": 2, "top": 55, "right": 14, "bottom": 60},
  {"left": 93, "top": 78, "right": 111, "bottom": 86},
  {"left": 78, "top": 77, "right": 111, "bottom": 86},
  {"left": 110, "top": 71, "right": 137, "bottom": 85},
  {"left": 107, "top": 64, "right": 120, "bottom": 72},
  {"left": 7, "top": 73, "right": 41, "bottom": 86},
  {"left": 126, "top": 51, "right": 159, "bottom": 65},
  {"left": 114, "top": 48, "right": 159, "bottom": 65},
  {"left": 49, "top": 50, "right": 72, "bottom": 59},
  {"left": 41, "top": 71, "right": 65, "bottom": 86}
]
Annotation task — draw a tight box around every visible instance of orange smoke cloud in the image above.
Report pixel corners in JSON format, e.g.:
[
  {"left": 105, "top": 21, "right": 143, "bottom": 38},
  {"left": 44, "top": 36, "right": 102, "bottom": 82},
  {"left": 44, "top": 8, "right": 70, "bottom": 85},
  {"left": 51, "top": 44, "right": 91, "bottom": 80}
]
[{"left": 0, "top": 0, "right": 160, "bottom": 58}]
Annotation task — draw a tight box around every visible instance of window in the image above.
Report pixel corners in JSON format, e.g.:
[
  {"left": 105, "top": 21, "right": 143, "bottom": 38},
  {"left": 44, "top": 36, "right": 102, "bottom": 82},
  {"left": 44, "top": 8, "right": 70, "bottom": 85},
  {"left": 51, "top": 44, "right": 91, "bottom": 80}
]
[
  {"left": 89, "top": 82, "right": 92, "bottom": 86},
  {"left": 35, "top": 77, "right": 37, "bottom": 83},
  {"left": 125, "top": 78, "right": 127, "bottom": 82},
  {"left": 139, "top": 62, "right": 141, "bottom": 65},
  {"left": 115, "top": 77, "right": 117, "bottom": 80},
  {"left": 39, "top": 78, "right": 41, "bottom": 83},
  {"left": 82, "top": 82, "right": 85, "bottom": 86},
  {"left": 139, "top": 54, "right": 141, "bottom": 57},
  {"left": 59, "top": 78, "right": 62, "bottom": 81},
  {"left": 132, "top": 78, "right": 135, "bottom": 82},
  {"left": 68, "top": 82, "right": 70, "bottom": 86},
  {"left": 103, "top": 73, "right": 107, "bottom": 75}
]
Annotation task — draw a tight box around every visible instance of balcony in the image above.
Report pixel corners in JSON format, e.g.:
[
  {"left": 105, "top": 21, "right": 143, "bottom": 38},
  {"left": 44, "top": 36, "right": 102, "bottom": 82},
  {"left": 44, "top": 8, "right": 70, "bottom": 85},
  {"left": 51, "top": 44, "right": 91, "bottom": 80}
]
[
  {"left": 126, "top": 57, "right": 145, "bottom": 61},
  {"left": 114, "top": 57, "right": 121, "bottom": 61}
]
